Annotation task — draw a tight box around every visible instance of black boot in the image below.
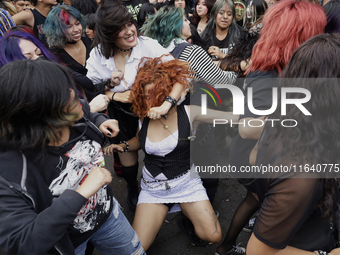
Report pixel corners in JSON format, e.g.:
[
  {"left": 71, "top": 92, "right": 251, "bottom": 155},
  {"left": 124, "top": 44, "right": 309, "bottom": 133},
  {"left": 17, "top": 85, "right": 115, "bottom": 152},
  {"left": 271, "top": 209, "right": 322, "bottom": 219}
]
[{"left": 121, "top": 163, "right": 139, "bottom": 210}]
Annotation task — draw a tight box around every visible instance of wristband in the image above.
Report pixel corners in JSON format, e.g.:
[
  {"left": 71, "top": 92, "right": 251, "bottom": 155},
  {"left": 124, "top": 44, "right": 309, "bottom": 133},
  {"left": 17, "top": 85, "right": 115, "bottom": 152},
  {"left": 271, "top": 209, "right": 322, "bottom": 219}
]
[
  {"left": 164, "top": 95, "right": 177, "bottom": 108},
  {"left": 120, "top": 141, "right": 129, "bottom": 153},
  {"left": 111, "top": 92, "right": 117, "bottom": 101}
]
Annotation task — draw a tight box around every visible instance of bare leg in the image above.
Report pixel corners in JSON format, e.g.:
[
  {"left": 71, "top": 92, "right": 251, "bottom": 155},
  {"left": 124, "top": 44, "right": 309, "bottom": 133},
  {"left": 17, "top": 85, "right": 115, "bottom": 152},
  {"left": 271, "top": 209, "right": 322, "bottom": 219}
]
[
  {"left": 132, "top": 203, "right": 169, "bottom": 251},
  {"left": 180, "top": 200, "right": 222, "bottom": 243}
]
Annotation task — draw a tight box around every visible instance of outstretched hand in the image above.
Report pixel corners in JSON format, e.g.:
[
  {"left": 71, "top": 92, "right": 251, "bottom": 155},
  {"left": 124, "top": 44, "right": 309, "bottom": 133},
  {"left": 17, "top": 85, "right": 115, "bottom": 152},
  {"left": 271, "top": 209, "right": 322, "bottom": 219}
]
[{"left": 103, "top": 144, "right": 124, "bottom": 155}]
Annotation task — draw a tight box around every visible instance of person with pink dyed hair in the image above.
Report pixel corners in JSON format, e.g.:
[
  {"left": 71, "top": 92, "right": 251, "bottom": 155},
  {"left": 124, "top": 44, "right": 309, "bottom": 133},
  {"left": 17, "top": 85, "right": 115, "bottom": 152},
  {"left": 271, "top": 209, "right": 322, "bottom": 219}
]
[{"left": 216, "top": 1, "right": 329, "bottom": 254}]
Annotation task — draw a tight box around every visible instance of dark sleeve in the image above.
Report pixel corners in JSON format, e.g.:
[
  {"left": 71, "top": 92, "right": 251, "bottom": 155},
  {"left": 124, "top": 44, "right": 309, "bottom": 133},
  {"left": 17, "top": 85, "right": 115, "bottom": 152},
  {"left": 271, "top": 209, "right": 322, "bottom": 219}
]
[
  {"left": 80, "top": 99, "right": 108, "bottom": 127},
  {"left": 0, "top": 182, "right": 87, "bottom": 254},
  {"left": 242, "top": 71, "right": 279, "bottom": 119},
  {"left": 253, "top": 178, "right": 321, "bottom": 249}
]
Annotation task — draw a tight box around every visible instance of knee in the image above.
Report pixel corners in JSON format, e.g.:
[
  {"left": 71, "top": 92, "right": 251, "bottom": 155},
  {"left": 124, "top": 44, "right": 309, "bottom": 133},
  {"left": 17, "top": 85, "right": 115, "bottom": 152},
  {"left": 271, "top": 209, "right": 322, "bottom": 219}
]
[
  {"left": 209, "top": 232, "right": 222, "bottom": 243},
  {"left": 199, "top": 229, "right": 222, "bottom": 243}
]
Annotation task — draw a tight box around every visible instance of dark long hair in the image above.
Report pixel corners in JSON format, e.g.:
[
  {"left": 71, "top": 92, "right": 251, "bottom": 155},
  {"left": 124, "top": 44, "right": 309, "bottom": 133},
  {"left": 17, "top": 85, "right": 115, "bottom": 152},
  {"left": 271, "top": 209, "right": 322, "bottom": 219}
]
[
  {"left": 260, "top": 33, "right": 340, "bottom": 217},
  {"left": 0, "top": 60, "right": 80, "bottom": 153},
  {"left": 200, "top": 0, "right": 243, "bottom": 51},
  {"left": 93, "top": 0, "right": 137, "bottom": 59},
  {"left": 137, "top": 3, "right": 156, "bottom": 31},
  {"left": 191, "top": 0, "right": 215, "bottom": 25},
  {"left": 219, "top": 30, "right": 259, "bottom": 75}
]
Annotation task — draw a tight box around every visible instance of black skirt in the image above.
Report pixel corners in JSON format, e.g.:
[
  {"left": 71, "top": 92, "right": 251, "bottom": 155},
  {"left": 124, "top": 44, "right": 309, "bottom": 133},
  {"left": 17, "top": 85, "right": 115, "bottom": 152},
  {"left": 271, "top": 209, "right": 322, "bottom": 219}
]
[{"left": 108, "top": 101, "right": 138, "bottom": 144}]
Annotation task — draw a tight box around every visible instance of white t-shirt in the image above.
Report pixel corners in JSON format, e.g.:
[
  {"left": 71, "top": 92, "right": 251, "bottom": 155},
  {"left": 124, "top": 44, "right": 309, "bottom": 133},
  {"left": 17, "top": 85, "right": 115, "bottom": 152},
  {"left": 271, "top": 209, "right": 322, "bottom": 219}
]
[{"left": 86, "top": 36, "right": 173, "bottom": 92}]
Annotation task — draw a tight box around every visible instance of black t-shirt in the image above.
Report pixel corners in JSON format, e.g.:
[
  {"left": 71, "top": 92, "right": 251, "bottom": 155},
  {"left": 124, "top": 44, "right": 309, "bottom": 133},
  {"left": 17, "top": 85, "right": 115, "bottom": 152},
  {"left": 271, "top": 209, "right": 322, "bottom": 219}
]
[
  {"left": 212, "top": 32, "right": 230, "bottom": 49},
  {"left": 229, "top": 70, "right": 279, "bottom": 173},
  {"left": 35, "top": 116, "right": 113, "bottom": 248},
  {"left": 31, "top": 9, "right": 48, "bottom": 47},
  {"left": 119, "top": 0, "right": 149, "bottom": 20}
]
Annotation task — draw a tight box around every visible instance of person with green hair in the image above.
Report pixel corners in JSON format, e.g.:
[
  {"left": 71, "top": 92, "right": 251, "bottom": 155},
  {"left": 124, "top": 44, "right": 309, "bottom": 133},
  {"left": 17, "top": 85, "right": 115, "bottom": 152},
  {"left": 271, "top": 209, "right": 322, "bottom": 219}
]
[{"left": 143, "top": 5, "right": 236, "bottom": 86}]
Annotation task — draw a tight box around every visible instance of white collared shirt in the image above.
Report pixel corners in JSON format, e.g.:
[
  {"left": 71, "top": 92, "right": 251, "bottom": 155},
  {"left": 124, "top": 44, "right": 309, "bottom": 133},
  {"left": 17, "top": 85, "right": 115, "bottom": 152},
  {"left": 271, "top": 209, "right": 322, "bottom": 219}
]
[{"left": 86, "top": 36, "right": 173, "bottom": 92}]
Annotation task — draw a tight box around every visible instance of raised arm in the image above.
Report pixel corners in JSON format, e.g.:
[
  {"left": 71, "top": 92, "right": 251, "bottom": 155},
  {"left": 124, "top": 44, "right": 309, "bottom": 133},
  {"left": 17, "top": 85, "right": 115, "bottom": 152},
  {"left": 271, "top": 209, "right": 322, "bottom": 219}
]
[{"left": 12, "top": 9, "right": 34, "bottom": 28}]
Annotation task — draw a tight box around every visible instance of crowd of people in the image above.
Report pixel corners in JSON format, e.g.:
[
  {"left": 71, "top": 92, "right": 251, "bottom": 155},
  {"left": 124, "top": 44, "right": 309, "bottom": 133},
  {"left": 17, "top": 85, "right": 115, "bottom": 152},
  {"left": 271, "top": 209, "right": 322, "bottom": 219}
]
[{"left": 0, "top": 0, "right": 340, "bottom": 254}]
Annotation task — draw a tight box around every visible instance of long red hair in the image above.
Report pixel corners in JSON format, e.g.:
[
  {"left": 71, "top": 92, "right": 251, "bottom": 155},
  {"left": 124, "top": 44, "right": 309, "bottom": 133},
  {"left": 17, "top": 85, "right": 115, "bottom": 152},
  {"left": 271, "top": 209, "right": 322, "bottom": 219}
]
[
  {"left": 131, "top": 55, "right": 193, "bottom": 117},
  {"left": 247, "top": 0, "right": 326, "bottom": 75}
]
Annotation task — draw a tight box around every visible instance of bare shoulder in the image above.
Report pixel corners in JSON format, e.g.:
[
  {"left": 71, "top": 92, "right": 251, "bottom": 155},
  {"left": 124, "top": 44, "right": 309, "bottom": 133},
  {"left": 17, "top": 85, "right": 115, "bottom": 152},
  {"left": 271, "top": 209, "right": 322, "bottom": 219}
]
[{"left": 12, "top": 9, "right": 34, "bottom": 28}]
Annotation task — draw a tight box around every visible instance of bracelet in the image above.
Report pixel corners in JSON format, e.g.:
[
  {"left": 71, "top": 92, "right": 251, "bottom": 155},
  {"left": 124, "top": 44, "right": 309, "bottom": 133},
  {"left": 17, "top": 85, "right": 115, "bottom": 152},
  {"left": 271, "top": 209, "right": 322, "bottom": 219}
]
[
  {"left": 120, "top": 141, "right": 129, "bottom": 153},
  {"left": 164, "top": 95, "right": 177, "bottom": 108},
  {"left": 111, "top": 92, "right": 117, "bottom": 101},
  {"left": 314, "top": 251, "right": 329, "bottom": 255}
]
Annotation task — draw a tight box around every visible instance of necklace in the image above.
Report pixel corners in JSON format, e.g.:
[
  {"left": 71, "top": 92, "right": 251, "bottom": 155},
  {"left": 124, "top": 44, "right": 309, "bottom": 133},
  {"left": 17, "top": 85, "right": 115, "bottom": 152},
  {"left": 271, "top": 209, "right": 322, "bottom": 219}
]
[
  {"left": 117, "top": 47, "right": 132, "bottom": 52},
  {"left": 158, "top": 116, "right": 196, "bottom": 141}
]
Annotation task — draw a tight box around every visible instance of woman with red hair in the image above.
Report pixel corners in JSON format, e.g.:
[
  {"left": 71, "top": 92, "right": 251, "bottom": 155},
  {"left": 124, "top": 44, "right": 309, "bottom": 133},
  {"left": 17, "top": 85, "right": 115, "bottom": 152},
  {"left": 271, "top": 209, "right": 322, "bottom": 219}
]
[
  {"left": 104, "top": 55, "right": 238, "bottom": 251},
  {"left": 216, "top": 1, "right": 327, "bottom": 254}
]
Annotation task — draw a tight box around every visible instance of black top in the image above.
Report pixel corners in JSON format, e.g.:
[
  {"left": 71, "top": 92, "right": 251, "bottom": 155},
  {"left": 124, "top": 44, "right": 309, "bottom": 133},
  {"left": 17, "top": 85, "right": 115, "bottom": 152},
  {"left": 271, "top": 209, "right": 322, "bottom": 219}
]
[
  {"left": 53, "top": 36, "right": 92, "bottom": 75},
  {"left": 51, "top": 37, "right": 97, "bottom": 101},
  {"left": 119, "top": 0, "right": 149, "bottom": 20},
  {"left": 212, "top": 32, "right": 231, "bottom": 49},
  {"left": 245, "top": 175, "right": 325, "bottom": 250},
  {"left": 230, "top": 70, "right": 334, "bottom": 251},
  {"left": 34, "top": 100, "right": 113, "bottom": 248},
  {"left": 30, "top": 9, "right": 48, "bottom": 47},
  {"left": 229, "top": 70, "right": 279, "bottom": 174},
  {"left": 248, "top": 138, "right": 331, "bottom": 250}
]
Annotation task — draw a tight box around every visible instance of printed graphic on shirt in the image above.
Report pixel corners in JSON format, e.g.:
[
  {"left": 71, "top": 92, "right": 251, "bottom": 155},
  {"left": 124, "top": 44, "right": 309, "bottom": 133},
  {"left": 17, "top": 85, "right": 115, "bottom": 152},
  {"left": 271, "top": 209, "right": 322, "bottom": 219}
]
[
  {"left": 125, "top": 3, "right": 142, "bottom": 20},
  {"left": 49, "top": 139, "right": 109, "bottom": 233}
]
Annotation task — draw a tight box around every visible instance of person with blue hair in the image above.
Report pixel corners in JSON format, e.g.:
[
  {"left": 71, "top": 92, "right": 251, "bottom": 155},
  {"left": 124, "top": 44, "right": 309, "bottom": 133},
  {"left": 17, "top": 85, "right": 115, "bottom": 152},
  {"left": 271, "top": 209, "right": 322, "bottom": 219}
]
[
  {"left": 44, "top": 5, "right": 105, "bottom": 104},
  {"left": 142, "top": 5, "right": 236, "bottom": 86}
]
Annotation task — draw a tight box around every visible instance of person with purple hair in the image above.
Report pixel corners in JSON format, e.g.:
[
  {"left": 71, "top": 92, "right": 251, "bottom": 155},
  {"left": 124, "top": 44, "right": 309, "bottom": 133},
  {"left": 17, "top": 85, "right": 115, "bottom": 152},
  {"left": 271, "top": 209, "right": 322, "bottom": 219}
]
[
  {"left": 0, "top": 29, "right": 58, "bottom": 66},
  {"left": 0, "top": 28, "right": 110, "bottom": 113}
]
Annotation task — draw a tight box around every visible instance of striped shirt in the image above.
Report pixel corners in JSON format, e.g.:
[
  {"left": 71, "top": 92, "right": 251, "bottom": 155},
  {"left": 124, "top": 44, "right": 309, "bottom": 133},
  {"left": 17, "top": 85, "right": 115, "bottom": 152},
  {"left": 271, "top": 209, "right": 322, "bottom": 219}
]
[{"left": 178, "top": 44, "right": 237, "bottom": 86}]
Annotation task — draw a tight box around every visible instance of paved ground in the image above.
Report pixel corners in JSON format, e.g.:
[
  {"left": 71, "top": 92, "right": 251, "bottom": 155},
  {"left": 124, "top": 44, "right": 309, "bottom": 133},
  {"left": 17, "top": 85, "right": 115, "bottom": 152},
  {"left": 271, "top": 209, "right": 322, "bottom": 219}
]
[
  {"left": 95, "top": 145, "right": 251, "bottom": 255},
  {"left": 0, "top": 143, "right": 251, "bottom": 255}
]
